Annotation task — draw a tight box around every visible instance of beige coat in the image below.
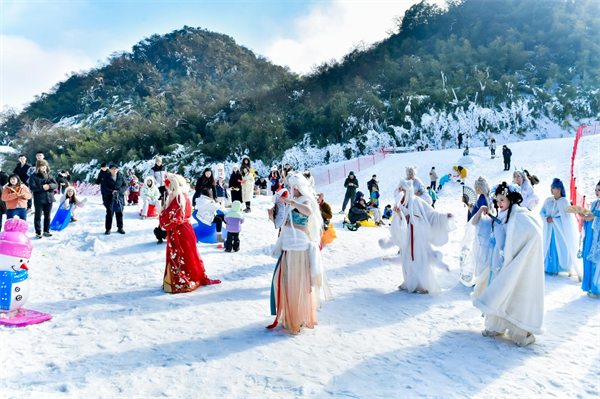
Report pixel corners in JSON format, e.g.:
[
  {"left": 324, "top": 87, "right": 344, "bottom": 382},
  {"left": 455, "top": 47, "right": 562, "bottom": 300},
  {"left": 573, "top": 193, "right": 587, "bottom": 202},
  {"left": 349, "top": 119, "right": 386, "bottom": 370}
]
[{"left": 241, "top": 173, "right": 254, "bottom": 203}]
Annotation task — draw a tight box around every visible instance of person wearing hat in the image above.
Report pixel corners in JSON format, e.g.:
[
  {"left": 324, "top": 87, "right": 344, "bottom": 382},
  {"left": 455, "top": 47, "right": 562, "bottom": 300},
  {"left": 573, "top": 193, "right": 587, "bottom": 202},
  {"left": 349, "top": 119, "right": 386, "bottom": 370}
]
[
  {"left": 13, "top": 154, "right": 32, "bottom": 214},
  {"left": 28, "top": 160, "right": 58, "bottom": 239},
  {"left": 100, "top": 164, "right": 128, "bottom": 235}
]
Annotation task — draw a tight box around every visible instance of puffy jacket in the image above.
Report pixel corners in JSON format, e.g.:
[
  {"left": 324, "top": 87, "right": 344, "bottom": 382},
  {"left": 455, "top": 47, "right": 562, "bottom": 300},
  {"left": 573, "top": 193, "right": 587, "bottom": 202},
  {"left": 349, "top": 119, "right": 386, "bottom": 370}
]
[
  {"left": 320, "top": 201, "right": 333, "bottom": 224},
  {"left": 151, "top": 164, "right": 167, "bottom": 186},
  {"left": 195, "top": 195, "right": 222, "bottom": 225},
  {"left": 241, "top": 173, "right": 254, "bottom": 202},
  {"left": 96, "top": 169, "right": 109, "bottom": 185},
  {"left": 2, "top": 184, "right": 32, "bottom": 210},
  {"left": 349, "top": 202, "right": 369, "bottom": 224},
  {"left": 429, "top": 170, "right": 439, "bottom": 181},
  {"left": 100, "top": 172, "right": 128, "bottom": 208},
  {"left": 344, "top": 173, "right": 359, "bottom": 195},
  {"left": 29, "top": 173, "right": 58, "bottom": 205},
  {"left": 141, "top": 178, "right": 161, "bottom": 201}
]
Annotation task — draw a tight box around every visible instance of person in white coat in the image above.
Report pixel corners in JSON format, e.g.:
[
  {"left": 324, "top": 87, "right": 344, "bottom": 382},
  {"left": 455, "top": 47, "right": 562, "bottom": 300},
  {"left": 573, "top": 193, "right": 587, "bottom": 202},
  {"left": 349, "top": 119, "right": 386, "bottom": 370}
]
[
  {"left": 195, "top": 188, "right": 226, "bottom": 242},
  {"left": 513, "top": 170, "right": 539, "bottom": 210},
  {"left": 470, "top": 181, "right": 544, "bottom": 347},
  {"left": 379, "top": 178, "right": 455, "bottom": 294},
  {"left": 241, "top": 166, "right": 254, "bottom": 213},
  {"left": 140, "top": 176, "right": 161, "bottom": 219},
  {"left": 540, "top": 178, "right": 581, "bottom": 278},
  {"left": 406, "top": 167, "right": 432, "bottom": 206}
]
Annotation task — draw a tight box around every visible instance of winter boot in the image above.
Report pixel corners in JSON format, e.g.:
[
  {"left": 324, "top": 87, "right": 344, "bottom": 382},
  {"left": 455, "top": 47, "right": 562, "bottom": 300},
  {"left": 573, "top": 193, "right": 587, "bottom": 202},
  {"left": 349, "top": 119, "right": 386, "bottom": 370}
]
[
  {"left": 43, "top": 231, "right": 53, "bottom": 237},
  {"left": 36, "top": 232, "right": 42, "bottom": 239},
  {"left": 516, "top": 334, "right": 536, "bottom": 347},
  {"left": 105, "top": 230, "right": 111, "bottom": 235},
  {"left": 117, "top": 228, "right": 126, "bottom": 234}
]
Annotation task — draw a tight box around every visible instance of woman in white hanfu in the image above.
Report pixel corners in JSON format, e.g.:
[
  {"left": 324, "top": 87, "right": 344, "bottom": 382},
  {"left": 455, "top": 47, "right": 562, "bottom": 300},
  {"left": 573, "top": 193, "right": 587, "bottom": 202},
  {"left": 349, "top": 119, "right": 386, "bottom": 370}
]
[
  {"left": 513, "top": 170, "right": 539, "bottom": 211},
  {"left": 268, "top": 173, "right": 333, "bottom": 334},
  {"left": 406, "top": 167, "right": 433, "bottom": 206},
  {"left": 470, "top": 182, "right": 544, "bottom": 347},
  {"left": 380, "top": 178, "right": 454, "bottom": 294}
]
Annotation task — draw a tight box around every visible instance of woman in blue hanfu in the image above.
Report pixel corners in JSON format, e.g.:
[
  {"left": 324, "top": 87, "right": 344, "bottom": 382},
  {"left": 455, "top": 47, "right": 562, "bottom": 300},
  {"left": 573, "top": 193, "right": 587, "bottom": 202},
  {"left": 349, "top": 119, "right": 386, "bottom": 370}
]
[
  {"left": 540, "top": 178, "right": 582, "bottom": 279},
  {"left": 470, "top": 182, "right": 544, "bottom": 347},
  {"left": 267, "top": 173, "right": 333, "bottom": 334},
  {"left": 581, "top": 180, "right": 600, "bottom": 297}
]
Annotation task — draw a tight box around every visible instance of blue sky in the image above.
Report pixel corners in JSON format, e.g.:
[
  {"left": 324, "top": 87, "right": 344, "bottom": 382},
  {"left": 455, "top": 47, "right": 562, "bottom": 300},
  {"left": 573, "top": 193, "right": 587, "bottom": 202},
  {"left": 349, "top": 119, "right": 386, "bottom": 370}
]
[{"left": 1, "top": 0, "right": 428, "bottom": 109}]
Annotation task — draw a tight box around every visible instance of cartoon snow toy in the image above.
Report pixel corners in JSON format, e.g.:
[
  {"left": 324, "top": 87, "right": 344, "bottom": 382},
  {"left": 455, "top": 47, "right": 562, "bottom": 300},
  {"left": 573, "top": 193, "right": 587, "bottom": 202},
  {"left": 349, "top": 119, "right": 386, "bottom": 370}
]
[
  {"left": 50, "top": 201, "right": 74, "bottom": 231},
  {"left": 0, "top": 217, "right": 52, "bottom": 327}
]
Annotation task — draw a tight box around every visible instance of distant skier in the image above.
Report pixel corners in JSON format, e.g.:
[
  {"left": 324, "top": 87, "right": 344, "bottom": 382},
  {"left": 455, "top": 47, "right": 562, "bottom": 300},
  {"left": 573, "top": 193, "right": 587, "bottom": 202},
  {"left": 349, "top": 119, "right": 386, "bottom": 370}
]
[
  {"left": 458, "top": 132, "right": 464, "bottom": 149},
  {"left": 502, "top": 145, "right": 512, "bottom": 171},
  {"left": 490, "top": 138, "right": 497, "bottom": 158}
]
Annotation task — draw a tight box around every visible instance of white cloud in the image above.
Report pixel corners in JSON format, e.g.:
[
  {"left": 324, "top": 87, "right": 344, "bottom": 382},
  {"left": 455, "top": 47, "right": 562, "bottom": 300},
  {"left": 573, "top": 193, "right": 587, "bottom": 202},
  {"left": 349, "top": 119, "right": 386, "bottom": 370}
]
[
  {"left": 262, "top": 0, "right": 442, "bottom": 74},
  {"left": 0, "top": 35, "right": 96, "bottom": 110}
]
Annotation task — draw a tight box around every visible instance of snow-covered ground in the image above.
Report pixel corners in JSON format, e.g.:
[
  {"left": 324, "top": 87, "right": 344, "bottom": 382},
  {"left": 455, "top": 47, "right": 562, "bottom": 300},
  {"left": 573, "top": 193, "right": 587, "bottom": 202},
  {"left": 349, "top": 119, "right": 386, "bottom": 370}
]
[{"left": 1, "top": 136, "right": 599, "bottom": 398}]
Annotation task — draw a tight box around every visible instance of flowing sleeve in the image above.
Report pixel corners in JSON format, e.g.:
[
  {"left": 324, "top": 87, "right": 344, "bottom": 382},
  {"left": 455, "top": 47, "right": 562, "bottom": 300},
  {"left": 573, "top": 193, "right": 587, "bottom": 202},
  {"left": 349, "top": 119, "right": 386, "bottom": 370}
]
[
  {"left": 160, "top": 202, "right": 184, "bottom": 231},
  {"left": 423, "top": 203, "right": 452, "bottom": 247}
]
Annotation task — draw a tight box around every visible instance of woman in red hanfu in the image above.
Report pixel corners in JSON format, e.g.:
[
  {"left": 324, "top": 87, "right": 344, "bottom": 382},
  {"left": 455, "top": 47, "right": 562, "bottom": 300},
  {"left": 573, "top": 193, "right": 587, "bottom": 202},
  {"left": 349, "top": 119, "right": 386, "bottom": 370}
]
[{"left": 160, "top": 174, "right": 221, "bottom": 293}]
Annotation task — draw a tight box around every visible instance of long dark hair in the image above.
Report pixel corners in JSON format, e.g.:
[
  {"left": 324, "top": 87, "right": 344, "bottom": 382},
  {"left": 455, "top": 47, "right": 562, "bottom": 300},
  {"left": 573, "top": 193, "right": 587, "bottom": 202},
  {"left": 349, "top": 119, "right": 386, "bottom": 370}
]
[
  {"left": 65, "top": 186, "right": 78, "bottom": 204},
  {"left": 242, "top": 157, "right": 251, "bottom": 169},
  {"left": 201, "top": 187, "right": 214, "bottom": 200},
  {"left": 492, "top": 181, "right": 523, "bottom": 224},
  {"left": 8, "top": 174, "right": 22, "bottom": 187},
  {"left": 199, "top": 168, "right": 215, "bottom": 186}
]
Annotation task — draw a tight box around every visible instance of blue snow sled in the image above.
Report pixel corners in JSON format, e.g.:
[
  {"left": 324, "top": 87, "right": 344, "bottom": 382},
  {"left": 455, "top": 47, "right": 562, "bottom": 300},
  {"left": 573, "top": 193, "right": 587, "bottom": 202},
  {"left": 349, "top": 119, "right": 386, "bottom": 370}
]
[
  {"left": 50, "top": 202, "right": 74, "bottom": 232},
  {"left": 192, "top": 210, "right": 227, "bottom": 244}
]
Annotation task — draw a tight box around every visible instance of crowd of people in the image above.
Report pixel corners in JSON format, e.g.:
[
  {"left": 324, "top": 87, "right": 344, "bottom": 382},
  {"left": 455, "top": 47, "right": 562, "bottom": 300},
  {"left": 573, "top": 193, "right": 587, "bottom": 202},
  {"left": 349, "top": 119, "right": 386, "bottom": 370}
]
[{"left": 5, "top": 135, "right": 599, "bottom": 345}]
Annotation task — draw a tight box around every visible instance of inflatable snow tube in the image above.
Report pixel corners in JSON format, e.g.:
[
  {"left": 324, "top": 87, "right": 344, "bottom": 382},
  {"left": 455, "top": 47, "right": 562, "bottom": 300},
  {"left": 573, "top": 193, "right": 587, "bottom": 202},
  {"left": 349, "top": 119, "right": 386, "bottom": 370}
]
[
  {"left": 192, "top": 210, "right": 227, "bottom": 244},
  {"left": 358, "top": 219, "right": 377, "bottom": 227},
  {"left": 321, "top": 224, "right": 337, "bottom": 245},
  {"left": 139, "top": 204, "right": 158, "bottom": 218}
]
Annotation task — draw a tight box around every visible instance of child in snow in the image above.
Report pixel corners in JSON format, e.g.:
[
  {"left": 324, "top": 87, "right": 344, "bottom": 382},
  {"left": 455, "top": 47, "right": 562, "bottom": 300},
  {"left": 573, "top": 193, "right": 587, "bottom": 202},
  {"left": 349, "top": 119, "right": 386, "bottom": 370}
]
[
  {"left": 438, "top": 174, "right": 451, "bottom": 191},
  {"left": 427, "top": 186, "right": 437, "bottom": 208},
  {"left": 383, "top": 205, "right": 393, "bottom": 220},
  {"left": 540, "top": 178, "right": 581, "bottom": 278},
  {"left": 224, "top": 200, "right": 245, "bottom": 252},
  {"left": 1, "top": 174, "right": 32, "bottom": 221},
  {"left": 581, "top": 180, "right": 600, "bottom": 297},
  {"left": 368, "top": 187, "right": 383, "bottom": 225},
  {"left": 453, "top": 166, "right": 468, "bottom": 184},
  {"left": 60, "top": 186, "right": 86, "bottom": 222},
  {"left": 128, "top": 175, "right": 140, "bottom": 205},
  {"left": 140, "top": 176, "right": 161, "bottom": 219},
  {"left": 215, "top": 163, "right": 229, "bottom": 207}
]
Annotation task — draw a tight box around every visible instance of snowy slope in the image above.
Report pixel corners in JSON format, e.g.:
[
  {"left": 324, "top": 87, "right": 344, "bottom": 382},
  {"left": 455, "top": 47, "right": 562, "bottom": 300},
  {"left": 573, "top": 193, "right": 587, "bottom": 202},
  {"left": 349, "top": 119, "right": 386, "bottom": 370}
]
[{"left": 1, "top": 137, "right": 599, "bottom": 398}]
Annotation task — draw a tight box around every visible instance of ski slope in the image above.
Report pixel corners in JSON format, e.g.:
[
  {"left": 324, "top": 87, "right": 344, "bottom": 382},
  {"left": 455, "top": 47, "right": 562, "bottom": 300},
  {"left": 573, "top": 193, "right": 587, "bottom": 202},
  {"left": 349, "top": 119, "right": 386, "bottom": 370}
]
[{"left": 1, "top": 136, "right": 599, "bottom": 398}]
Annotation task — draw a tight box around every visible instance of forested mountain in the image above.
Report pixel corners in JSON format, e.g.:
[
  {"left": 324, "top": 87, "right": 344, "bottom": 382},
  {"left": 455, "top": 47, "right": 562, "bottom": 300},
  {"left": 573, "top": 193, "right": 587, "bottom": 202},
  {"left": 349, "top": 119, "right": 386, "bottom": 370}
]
[{"left": 1, "top": 0, "right": 598, "bottom": 179}]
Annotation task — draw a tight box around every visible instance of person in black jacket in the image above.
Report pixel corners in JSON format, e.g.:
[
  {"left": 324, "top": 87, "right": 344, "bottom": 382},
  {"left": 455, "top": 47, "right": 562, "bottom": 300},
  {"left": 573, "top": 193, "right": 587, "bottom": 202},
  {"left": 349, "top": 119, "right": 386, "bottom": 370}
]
[
  {"left": 502, "top": 145, "right": 513, "bottom": 171},
  {"left": 56, "top": 170, "right": 71, "bottom": 194},
  {"left": 100, "top": 164, "right": 128, "bottom": 235},
  {"left": 13, "top": 154, "right": 32, "bottom": 213},
  {"left": 0, "top": 168, "right": 8, "bottom": 187},
  {"left": 28, "top": 160, "right": 57, "bottom": 239},
  {"left": 96, "top": 163, "right": 109, "bottom": 185},
  {"left": 340, "top": 171, "right": 359, "bottom": 214},
  {"left": 193, "top": 168, "right": 217, "bottom": 207},
  {"left": 269, "top": 166, "right": 280, "bottom": 195},
  {"left": 348, "top": 192, "right": 370, "bottom": 225},
  {"left": 229, "top": 165, "right": 243, "bottom": 203},
  {"left": 367, "top": 174, "right": 379, "bottom": 196},
  {"left": 458, "top": 132, "right": 464, "bottom": 149}
]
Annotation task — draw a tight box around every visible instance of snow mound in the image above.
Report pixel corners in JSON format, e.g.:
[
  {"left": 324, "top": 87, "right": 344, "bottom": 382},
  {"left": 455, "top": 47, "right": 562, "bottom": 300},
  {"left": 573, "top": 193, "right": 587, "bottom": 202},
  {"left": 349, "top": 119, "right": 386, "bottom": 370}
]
[
  {"left": 456, "top": 155, "right": 475, "bottom": 165},
  {"left": 80, "top": 237, "right": 109, "bottom": 254}
]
